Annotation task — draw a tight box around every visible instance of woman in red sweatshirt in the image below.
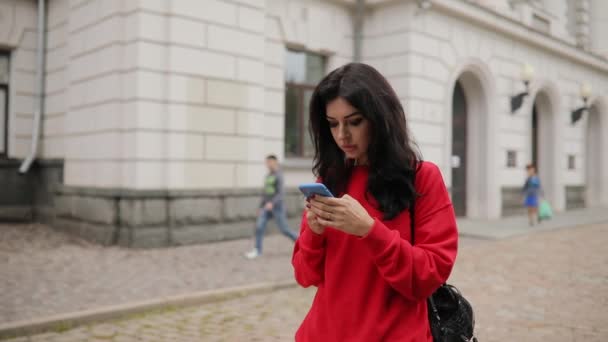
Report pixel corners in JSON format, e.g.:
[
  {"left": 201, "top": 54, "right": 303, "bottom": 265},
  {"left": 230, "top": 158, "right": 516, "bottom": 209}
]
[{"left": 292, "top": 63, "right": 458, "bottom": 341}]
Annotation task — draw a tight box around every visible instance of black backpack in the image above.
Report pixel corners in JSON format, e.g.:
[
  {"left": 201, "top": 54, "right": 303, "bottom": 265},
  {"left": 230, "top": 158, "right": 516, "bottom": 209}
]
[{"left": 410, "top": 177, "right": 478, "bottom": 342}]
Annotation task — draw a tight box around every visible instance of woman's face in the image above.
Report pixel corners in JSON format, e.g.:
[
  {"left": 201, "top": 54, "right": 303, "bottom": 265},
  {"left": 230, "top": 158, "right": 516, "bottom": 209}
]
[
  {"left": 326, "top": 97, "right": 371, "bottom": 164},
  {"left": 526, "top": 167, "right": 536, "bottom": 177}
]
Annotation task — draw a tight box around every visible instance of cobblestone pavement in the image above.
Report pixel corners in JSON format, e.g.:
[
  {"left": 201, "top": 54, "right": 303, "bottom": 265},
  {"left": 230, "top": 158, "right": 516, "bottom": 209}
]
[
  {"left": 3, "top": 223, "right": 607, "bottom": 341},
  {"left": 0, "top": 223, "right": 484, "bottom": 326},
  {"left": 0, "top": 223, "right": 297, "bottom": 324}
]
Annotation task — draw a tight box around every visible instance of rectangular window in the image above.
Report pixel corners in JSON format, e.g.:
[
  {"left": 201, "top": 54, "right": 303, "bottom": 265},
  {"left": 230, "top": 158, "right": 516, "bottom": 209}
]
[
  {"left": 568, "top": 155, "right": 576, "bottom": 170},
  {"left": 506, "top": 150, "right": 517, "bottom": 168},
  {"left": 284, "top": 50, "right": 326, "bottom": 158}
]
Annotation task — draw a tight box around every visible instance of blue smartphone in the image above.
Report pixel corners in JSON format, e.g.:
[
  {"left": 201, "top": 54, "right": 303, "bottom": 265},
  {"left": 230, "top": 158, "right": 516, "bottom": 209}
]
[{"left": 298, "top": 183, "right": 334, "bottom": 198}]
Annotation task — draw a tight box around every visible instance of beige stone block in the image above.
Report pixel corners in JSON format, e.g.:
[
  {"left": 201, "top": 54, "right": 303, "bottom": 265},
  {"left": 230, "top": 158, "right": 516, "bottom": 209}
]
[
  {"left": 263, "top": 114, "right": 284, "bottom": 139},
  {"left": 170, "top": 17, "right": 206, "bottom": 47},
  {"left": 264, "top": 65, "right": 284, "bottom": 89},
  {"left": 168, "top": 161, "right": 235, "bottom": 188},
  {"left": 137, "top": 12, "right": 167, "bottom": 41},
  {"left": 409, "top": 121, "right": 444, "bottom": 145},
  {"left": 205, "top": 135, "right": 263, "bottom": 161},
  {"left": 46, "top": 46, "right": 68, "bottom": 72},
  {"left": 208, "top": 25, "right": 264, "bottom": 59},
  {"left": 45, "top": 92, "right": 67, "bottom": 116},
  {"left": 407, "top": 77, "right": 444, "bottom": 102},
  {"left": 13, "top": 116, "right": 34, "bottom": 136},
  {"left": 264, "top": 89, "right": 283, "bottom": 115},
  {"left": 11, "top": 49, "right": 36, "bottom": 71},
  {"left": 47, "top": 22, "right": 67, "bottom": 50},
  {"left": 238, "top": 6, "right": 265, "bottom": 33},
  {"left": 168, "top": 104, "right": 235, "bottom": 134},
  {"left": 207, "top": 80, "right": 264, "bottom": 111},
  {"left": 364, "top": 31, "right": 410, "bottom": 59},
  {"left": 167, "top": 132, "right": 205, "bottom": 160},
  {"left": 127, "top": 161, "right": 166, "bottom": 189},
  {"left": 263, "top": 139, "right": 283, "bottom": 160},
  {"left": 236, "top": 110, "right": 265, "bottom": 136},
  {"left": 64, "top": 160, "right": 123, "bottom": 188},
  {"left": 13, "top": 71, "right": 36, "bottom": 94},
  {"left": 42, "top": 115, "right": 64, "bottom": 136},
  {"left": 171, "top": 0, "right": 237, "bottom": 26},
  {"left": 264, "top": 40, "right": 285, "bottom": 67},
  {"left": 131, "top": 131, "right": 165, "bottom": 159},
  {"left": 136, "top": 71, "right": 165, "bottom": 100},
  {"left": 237, "top": 58, "right": 264, "bottom": 84},
  {"left": 265, "top": 16, "right": 283, "bottom": 41},
  {"left": 136, "top": 41, "right": 166, "bottom": 70},
  {"left": 235, "top": 162, "right": 266, "bottom": 187},
  {"left": 45, "top": 69, "right": 67, "bottom": 94},
  {"left": 65, "top": 131, "right": 122, "bottom": 159},
  {"left": 169, "top": 46, "right": 235, "bottom": 79},
  {"left": 168, "top": 74, "right": 205, "bottom": 104},
  {"left": 12, "top": 94, "right": 35, "bottom": 114}
]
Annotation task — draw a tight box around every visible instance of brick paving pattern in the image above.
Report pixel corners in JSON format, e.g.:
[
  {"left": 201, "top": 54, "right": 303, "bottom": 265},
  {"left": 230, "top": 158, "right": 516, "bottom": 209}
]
[
  {"left": 0, "top": 223, "right": 296, "bottom": 324},
  {"left": 2, "top": 222, "right": 607, "bottom": 341}
]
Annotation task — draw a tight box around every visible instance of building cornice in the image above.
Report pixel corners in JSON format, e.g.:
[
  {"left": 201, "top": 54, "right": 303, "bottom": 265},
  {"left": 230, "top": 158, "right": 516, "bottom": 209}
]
[{"left": 430, "top": 0, "right": 608, "bottom": 74}]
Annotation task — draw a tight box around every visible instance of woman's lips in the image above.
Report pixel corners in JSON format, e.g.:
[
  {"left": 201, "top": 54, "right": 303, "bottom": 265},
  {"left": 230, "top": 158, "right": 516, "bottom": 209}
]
[{"left": 342, "top": 145, "right": 356, "bottom": 152}]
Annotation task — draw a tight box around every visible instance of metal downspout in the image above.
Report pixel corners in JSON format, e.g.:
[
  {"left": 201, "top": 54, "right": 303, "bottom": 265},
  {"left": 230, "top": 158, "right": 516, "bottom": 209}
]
[
  {"left": 354, "top": 0, "right": 365, "bottom": 62},
  {"left": 19, "top": 0, "right": 46, "bottom": 174}
]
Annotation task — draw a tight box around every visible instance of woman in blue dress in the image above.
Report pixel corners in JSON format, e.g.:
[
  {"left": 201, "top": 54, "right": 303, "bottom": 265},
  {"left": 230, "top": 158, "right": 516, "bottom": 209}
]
[{"left": 523, "top": 164, "right": 541, "bottom": 226}]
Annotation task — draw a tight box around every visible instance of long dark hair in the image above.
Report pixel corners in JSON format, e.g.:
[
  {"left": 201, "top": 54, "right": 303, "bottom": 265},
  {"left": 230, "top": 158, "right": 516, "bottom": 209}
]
[{"left": 309, "top": 63, "right": 421, "bottom": 220}]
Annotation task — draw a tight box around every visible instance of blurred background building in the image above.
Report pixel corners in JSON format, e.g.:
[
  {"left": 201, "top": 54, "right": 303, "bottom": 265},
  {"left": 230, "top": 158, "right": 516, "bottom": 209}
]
[{"left": 0, "top": 0, "right": 606, "bottom": 247}]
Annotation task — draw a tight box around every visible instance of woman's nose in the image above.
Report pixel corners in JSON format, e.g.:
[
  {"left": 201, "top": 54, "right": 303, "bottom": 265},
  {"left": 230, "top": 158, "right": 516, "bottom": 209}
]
[{"left": 337, "top": 124, "right": 349, "bottom": 140}]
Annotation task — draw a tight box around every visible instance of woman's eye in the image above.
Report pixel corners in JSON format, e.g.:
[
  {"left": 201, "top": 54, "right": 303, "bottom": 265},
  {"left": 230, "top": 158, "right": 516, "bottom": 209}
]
[
  {"left": 349, "top": 118, "right": 363, "bottom": 126},
  {"left": 328, "top": 122, "right": 338, "bottom": 128}
]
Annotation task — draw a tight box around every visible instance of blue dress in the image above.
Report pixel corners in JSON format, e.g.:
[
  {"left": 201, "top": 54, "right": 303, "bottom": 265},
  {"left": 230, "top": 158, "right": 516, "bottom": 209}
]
[{"left": 523, "top": 176, "right": 541, "bottom": 208}]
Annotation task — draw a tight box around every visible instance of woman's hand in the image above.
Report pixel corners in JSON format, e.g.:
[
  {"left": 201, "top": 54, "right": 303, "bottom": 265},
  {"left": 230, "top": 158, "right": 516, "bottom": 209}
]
[
  {"left": 305, "top": 208, "right": 325, "bottom": 235},
  {"left": 308, "top": 195, "right": 374, "bottom": 237}
]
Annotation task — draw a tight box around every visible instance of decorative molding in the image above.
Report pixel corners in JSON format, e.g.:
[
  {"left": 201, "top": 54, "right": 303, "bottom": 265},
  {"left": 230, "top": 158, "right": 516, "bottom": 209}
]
[{"left": 431, "top": 0, "right": 608, "bottom": 73}]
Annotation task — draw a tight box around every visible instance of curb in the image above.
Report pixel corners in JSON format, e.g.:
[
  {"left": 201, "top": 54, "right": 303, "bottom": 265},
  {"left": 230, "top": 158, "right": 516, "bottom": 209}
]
[{"left": 0, "top": 280, "right": 298, "bottom": 339}]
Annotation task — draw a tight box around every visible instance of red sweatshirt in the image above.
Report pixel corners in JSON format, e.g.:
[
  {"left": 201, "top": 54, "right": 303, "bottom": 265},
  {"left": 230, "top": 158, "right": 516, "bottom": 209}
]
[{"left": 292, "top": 161, "right": 458, "bottom": 341}]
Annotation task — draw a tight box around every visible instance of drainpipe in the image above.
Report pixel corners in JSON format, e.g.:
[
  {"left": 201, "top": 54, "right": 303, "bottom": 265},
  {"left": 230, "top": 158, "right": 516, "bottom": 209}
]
[
  {"left": 354, "top": 0, "right": 365, "bottom": 62},
  {"left": 19, "top": 0, "right": 46, "bottom": 174}
]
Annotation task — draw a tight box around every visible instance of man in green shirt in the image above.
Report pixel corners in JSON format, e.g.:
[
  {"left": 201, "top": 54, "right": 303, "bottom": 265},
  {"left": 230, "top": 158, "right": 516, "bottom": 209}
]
[{"left": 245, "top": 155, "right": 299, "bottom": 259}]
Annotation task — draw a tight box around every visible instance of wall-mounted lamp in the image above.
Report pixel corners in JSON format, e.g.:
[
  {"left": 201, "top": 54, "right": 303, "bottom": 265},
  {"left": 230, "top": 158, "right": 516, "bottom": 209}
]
[
  {"left": 571, "top": 83, "right": 592, "bottom": 125},
  {"left": 510, "top": 64, "right": 534, "bottom": 113}
]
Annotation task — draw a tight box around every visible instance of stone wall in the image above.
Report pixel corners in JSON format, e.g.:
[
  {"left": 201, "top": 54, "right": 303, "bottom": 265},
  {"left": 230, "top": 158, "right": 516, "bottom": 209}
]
[
  {"left": 501, "top": 186, "right": 524, "bottom": 217},
  {"left": 0, "top": 159, "right": 33, "bottom": 221},
  {"left": 53, "top": 186, "right": 304, "bottom": 248},
  {"left": 565, "top": 185, "right": 586, "bottom": 210}
]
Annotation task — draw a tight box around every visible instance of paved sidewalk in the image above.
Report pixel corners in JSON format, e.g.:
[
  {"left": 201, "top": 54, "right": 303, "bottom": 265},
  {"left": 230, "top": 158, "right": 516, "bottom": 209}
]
[
  {"left": 4, "top": 222, "right": 606, "bottom": 341},
  {"left": 457, "top": 207, "right": 608, "bottom": 239},
  {"left": 1, "top": 207, "right": 606, "bottom": 332},
  {"left": 0, "top": 223, "right": 297, "bottom": 325}
]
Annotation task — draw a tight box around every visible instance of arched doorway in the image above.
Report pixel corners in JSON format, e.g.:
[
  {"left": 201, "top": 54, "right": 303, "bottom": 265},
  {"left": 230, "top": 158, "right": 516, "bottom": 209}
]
[
  {"left": 449, "top": 68, "right": 494, "bottom": 218},
  {"left": 530, "top": 91, "right": 556, "bottom": 206},
  {"left": 586, "top": 103, "right": 603, "bottom": 207},
  {"left": 451, "top": 81, "right": 467, "bottom": 217}
]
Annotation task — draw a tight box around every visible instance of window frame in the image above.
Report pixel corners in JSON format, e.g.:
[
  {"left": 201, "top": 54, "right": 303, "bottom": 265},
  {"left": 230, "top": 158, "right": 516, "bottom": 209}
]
[{"left": 284, "top": 50, "right": 326, "bottom": 159}]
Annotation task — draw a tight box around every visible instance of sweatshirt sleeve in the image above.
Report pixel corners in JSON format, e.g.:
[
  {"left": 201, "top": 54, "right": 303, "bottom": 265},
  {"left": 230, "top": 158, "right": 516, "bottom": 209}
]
[
  {"left": 360, "top": 162, "right": 458, "bottom": 301},
  {"left": 270, "top": 172, "right": 284, "bottom": 206},
  {"left": 292, "top": 211, "right": 327, "bottom": 287}
]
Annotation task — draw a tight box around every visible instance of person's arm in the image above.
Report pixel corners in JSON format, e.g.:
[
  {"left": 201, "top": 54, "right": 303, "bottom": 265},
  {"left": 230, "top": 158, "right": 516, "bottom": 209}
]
[
  {"left": 292, "top": 210, "right": 327, "bottom": 287},
  {"left": 360, "top": 162, "right": 458, "bottom": 301}
]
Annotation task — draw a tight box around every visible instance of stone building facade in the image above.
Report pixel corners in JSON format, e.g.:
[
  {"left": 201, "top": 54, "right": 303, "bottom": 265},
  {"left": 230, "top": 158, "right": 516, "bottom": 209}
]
[{"left": 0, "top": 0, "right": 606, "bottom": 247}]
